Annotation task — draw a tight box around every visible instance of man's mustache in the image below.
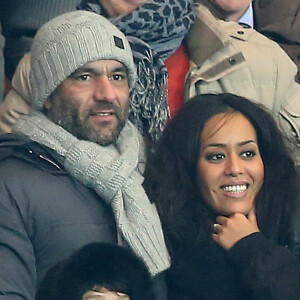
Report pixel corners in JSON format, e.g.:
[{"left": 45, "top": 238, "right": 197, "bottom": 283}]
[{"left": 88, "top": 102, "right": 120, "bottom": 114}]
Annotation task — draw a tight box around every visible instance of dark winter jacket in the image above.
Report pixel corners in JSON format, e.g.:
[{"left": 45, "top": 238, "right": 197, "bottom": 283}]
[
  {"left": 165, "top": 167, "right": 300, "bottom": 300},
  {"left": 0, "top": 134, "right": 168, "bottom": 300},
  {"left": 166, "top": 232, "right": 300, "bottom": 299},
  {"left": 0, "top": 134, "right": 118, "bottom": 299}
]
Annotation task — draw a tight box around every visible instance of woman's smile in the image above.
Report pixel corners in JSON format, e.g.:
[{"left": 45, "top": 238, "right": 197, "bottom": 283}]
[{"left": 198, "top": 112, "right": 264, "bottom": 216}]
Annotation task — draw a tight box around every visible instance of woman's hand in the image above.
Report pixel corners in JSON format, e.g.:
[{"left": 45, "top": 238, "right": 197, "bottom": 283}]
[{"left": 212, "top": 208, "right": 259, "bottom": 250}]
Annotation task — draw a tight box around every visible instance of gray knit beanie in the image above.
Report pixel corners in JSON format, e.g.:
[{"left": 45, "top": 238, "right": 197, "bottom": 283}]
[{"left": 30, "top": 10, "right": 136, "bottom": 110}]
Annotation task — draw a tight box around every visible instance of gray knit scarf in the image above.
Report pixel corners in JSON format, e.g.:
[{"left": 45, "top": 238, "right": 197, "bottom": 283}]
[{"left": 13, "top": 112, "right": 170, "bottom": 275}]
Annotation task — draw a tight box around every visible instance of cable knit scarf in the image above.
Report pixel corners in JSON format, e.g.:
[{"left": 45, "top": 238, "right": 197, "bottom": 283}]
[
  {"left": 13, "top": 112, "right": 170, "bottom": 275},
  {"left": 78, "top": 0, "right": 195, "bottom": 141}
]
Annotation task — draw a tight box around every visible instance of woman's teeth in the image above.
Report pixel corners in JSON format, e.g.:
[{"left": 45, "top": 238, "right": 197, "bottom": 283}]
[{"left": 222, "top": 184, "right": 247, "bottom": 193}]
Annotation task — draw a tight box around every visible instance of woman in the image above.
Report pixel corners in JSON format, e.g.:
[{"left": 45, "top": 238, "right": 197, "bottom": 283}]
[{"left": 145, "top": 93, "right": 300, "bottom": 299}]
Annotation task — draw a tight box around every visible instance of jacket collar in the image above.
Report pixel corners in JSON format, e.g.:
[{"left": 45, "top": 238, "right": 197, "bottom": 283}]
[
  {"left": 186, "top": 0, "right": 252, "bottom": 66},
  {"left": 0, "top": 133, "right": 65, "bottom": 173}
]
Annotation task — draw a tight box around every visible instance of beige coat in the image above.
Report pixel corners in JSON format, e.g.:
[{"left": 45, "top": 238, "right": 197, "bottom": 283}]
[{"left": 185, "top": 1, "right": 300, "bottom": 163}]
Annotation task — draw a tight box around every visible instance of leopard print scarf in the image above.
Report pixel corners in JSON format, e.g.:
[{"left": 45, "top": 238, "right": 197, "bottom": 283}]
[{"left": 79, "top": 0, "right": 195, "bottom": 60}]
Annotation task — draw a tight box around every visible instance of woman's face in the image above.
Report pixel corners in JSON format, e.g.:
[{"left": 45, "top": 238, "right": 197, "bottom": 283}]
[
  {"left": 197, "top": 112, "right": 264, "bottom": 216},
  {"left": 99, "top": 0, "right": 149, "bottom": 17}
]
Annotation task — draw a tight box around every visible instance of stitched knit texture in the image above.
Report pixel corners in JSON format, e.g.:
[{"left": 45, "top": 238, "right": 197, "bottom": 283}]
[
  {"left": 30, "top": 11, "right": 136, "bottom": 110},
  {"left": 14, "top": 112, "right": 171, "bottom": 275}
]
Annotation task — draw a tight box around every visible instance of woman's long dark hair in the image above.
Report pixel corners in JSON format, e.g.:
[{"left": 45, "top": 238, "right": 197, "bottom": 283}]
[{"left": 145, "top": 94, "right": 297, "bottom": 251}]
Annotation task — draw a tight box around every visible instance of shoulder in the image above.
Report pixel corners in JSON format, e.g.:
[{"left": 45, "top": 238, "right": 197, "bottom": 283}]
[
  {"left": 0, "top": 134, "right": 114, "bottom": 232},
  {"left": 188, "top": 2, "right": 288, "bottom": 65},
  {"left": 253, "top": 0, "right": 300, "bottom": 27},
  {"left": 0, "top": 133, "right": 69, "bottom": 203},
  {"left": 288, "top": 165, "right": 300, "bottom": 259},
  {"left": 222, "top": 20, "right": 285, "bottom": 56},
  {"left": 0, "top": 133, "right": 65, "bottom": 174}
]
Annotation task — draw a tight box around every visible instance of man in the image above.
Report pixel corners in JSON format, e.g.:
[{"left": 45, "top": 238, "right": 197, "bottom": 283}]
[
  {"left": 186, "top": 0, "right": 300, "bottom": 164},
  {"left": 205, "top": 0, "right": 300, "bottom": 82},
  {"left": 0, "top": 11, "right": 169, "bottom": 299},
  {"left": 207, "top": 0, "right": 253, "bottom": 22},
  {"left": 254, "top": 0, "right": 300, "bottom": 83},
  {"left": 0, "top": 0, "right": 196, "bottom": 138}
]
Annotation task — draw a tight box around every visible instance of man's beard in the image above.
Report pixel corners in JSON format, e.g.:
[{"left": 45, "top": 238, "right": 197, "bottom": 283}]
[{"left": 49, "top": 100, "right": 128, "bottom": 146}]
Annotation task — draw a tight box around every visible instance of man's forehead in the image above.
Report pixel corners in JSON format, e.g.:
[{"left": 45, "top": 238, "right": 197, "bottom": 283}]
[
  {"left": 72, "top": 60, "right": 127, "bottom": 75},
  {"left": 82, "top": 59, "right": 126, "bottom": 70}
]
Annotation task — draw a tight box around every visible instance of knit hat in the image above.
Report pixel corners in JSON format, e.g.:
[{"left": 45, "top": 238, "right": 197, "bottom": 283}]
[{"left": 30, "top": 10, "right": 136, "bottom": 110}]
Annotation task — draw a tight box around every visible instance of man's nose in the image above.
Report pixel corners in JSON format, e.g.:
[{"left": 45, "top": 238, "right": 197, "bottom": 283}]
[
  {"left": 224, "top": 154, "right": 243, "bottom": 177},
  {"left": 93, "top": 76, "right": 117, "bottom": 102}
]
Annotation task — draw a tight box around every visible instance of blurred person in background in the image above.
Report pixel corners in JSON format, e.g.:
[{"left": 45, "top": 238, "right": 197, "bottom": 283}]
[
  {"left": 36, "top": 243, "right": 155, "bottom": 300},
  {"left": 186, "top": 0, "right": 300, "bottom": 164}
]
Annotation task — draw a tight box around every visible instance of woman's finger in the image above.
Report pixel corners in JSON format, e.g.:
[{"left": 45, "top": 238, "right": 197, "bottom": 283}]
[{"left": 247, "top": 206, "right": 258, "bottom": 227}]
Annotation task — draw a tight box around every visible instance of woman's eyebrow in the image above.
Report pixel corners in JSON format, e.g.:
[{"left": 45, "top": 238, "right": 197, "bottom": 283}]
[
  {"left": 202, "top": 143, "right": 226, "bottom": 150},
  {"left": 202, "top": 140, "right": 257, "bottom": 150},
  {"left": 238, "top": 140, "right": 257, "bottom": 146}
]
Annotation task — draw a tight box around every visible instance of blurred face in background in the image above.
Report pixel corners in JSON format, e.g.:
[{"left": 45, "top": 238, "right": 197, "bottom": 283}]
[
  {"left": 208, "top": 0, "right": 253, "bottom": 21},
  {"left": 99, "top": 0, "right": 149, "bottom": 17},
  {"left": 82, "top": 287, "right": 130, "bottom": 300}
]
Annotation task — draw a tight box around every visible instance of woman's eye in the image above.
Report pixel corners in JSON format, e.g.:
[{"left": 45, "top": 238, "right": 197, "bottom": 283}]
[
  {"left": 206, "top": 153, "right": 225, "bottom": 161},
  {"left": 240, "top": 150, "right": 256, "bottom": 158}
]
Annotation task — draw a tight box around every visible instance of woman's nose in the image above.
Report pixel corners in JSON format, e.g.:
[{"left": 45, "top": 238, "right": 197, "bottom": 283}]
[{"left": 224, "top": 154, "right": 243, "bottom": 176}]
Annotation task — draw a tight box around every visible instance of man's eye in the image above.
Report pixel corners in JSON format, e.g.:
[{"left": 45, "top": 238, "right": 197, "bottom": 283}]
[
  {"left": 240, "top": 150, "right": 256, "bottom": 158},
  {"left": 205, "top": 153, "right": 226, "bottom": 161},
  {"left": 110, "top": 74, "right": 126, "bottom": 81},
  {"left": 77, "top": 74, "right": 91, "bottom": 81}
]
